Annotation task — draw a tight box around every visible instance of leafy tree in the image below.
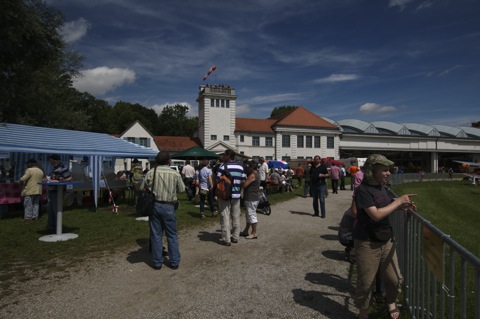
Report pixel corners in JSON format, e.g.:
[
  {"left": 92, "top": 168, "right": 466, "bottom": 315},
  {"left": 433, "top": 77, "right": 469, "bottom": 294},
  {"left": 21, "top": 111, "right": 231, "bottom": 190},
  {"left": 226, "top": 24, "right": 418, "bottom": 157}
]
[
  {"left": 270, "top": 106, "right": 298, "bottom": 118},
  {"left": 0, "top": 0, "right": 85, "bottom": 129},
  {"left": 109, "top": 101, "right": 158, "bottom": 134},
  {"left": 472, "top": 121, "right": 480, "bottom": 128},
  {"left": 157, "top": 104, "right": 198, "bottom": 136}
]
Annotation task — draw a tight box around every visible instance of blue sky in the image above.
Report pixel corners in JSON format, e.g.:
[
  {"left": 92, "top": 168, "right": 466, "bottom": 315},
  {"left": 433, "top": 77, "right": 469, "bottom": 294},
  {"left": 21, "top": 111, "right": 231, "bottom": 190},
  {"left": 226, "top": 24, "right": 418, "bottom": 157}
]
[{"left": 48, "top": 0, "right": 480, "bottom": 126}]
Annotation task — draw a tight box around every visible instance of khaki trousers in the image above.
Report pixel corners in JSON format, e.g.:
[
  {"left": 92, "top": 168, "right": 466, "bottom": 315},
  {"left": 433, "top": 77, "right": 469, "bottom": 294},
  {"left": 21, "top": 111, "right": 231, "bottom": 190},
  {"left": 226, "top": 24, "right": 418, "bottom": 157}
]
[
  {"left": 354, "top": 239, "right": 403, "bottom": 311},
  {"left": 218, "top": 199, "right": 240, "bottom": 243}
]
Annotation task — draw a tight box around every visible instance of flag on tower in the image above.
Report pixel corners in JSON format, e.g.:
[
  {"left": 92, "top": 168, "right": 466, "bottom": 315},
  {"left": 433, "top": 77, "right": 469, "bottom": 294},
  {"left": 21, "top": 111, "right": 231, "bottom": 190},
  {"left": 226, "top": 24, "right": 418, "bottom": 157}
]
[{"left": 202, "top": 65, "right": 217, "bottom": 81}]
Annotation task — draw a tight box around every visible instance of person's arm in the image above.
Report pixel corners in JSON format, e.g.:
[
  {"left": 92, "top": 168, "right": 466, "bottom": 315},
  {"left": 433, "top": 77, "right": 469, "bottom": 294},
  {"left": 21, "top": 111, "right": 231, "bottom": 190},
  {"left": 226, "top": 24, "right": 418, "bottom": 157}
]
[
  {"left": 208, "top": 173, "right": 214, "bottom": 190},
  {"left": 364, "top": 194, "right": 416, "bottom": 221},
  {"left": 242, "top": 172, "right": 255, "bottom": 189}
]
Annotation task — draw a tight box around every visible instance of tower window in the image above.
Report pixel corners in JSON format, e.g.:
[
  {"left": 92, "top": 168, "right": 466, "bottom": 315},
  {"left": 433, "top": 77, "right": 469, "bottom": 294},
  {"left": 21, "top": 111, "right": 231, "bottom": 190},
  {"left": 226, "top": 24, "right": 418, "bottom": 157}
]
[
  {"left": 211, "top": 135, "right": 217, "bottom": 141},
  {"left": 223, "top": 135, "right": 229, "bottom": 141}
]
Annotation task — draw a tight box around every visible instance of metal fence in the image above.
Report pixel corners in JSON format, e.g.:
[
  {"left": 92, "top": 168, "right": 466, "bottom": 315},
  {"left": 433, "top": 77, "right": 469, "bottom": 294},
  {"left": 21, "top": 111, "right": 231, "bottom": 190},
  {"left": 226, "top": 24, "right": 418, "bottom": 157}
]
[{"left": 387, "top": 187, "right": 480, "bottom": 319}]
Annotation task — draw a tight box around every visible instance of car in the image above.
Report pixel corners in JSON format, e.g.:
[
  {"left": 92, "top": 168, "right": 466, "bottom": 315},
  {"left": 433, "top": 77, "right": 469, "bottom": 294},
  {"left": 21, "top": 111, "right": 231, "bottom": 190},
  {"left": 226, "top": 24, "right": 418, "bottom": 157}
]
[{"left": 170, "top": 165, "right": 180, "bottom": 172}]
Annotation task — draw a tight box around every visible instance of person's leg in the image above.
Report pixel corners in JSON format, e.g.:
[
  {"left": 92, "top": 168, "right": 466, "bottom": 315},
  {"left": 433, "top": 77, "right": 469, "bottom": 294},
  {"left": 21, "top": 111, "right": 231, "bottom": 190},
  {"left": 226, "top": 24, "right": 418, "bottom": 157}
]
[
  {"left": 161, "top": 203, "right": 181, "bottom": 267},
  {"left": 199, "top": 192, "right": 206, "bottom": 218},
  {"left": 207, "top": 190, "right": 217, "bottom": 215},
  {"left": 350, "top": 176, "right": 354, "bottom": 190},
  {"left": 247, "top": 200, "right": 258, "bottom": 237},
  {"left": 23, "top": 196, "right": 33, "bottom": 220},
  {"left": 354, "top": 239, "right": 382, "bottom": 319},
  {"left": 31, "top": 195, "right": 40, "bottom": 219},
  {"left": 218, "top": 199, "right": 231, "bottom": 244},
  {"left": 319, "top": 184, "right": 326, "bottom": 217},
  {"left": 311, "top": 185, "right": 319, "bottom": 216},
  {"left": 380, "top": 241, "right": 403, "bottom": 319},
  {"left": 149, "top": 203, "right": 165, "bottom": 268},
  {"left": 230, "top": 199, "right": 241, "bottom": 241}
]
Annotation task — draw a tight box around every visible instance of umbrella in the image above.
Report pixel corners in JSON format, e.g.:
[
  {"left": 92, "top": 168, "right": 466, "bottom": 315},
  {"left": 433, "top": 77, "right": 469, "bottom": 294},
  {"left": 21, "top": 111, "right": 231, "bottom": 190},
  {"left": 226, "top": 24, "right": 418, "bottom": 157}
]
[
  {"left": 172, "top": 146, "right": 219, "bottom": 159},
  {"left": 266, "top": 160, "right": 289, "bottom": 169},
  {"left": 322, "top": 157, "right": 344, "bottom": 166}
]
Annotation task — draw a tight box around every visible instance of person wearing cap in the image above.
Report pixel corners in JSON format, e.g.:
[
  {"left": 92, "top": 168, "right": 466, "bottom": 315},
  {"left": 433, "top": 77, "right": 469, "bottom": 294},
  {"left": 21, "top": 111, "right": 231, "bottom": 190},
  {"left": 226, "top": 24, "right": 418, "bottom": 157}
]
[
  {"left": 18, "top": 159, "right": 44, "bottom": 221},
  {"left": 45, "top": 154, "right": 72, "bottom": 232},
  {"left": 309, "top": 155, "right": 329, "bottom": 217},
  {"left": 353, "top": 154, "right": 416, "bottom": 319}
]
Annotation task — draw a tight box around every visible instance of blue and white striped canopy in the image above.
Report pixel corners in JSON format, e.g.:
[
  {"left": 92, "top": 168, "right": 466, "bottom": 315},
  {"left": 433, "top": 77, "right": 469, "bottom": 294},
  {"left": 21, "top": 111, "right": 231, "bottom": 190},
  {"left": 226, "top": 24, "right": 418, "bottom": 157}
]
[{"left": 0, "top": 123, "right": 158, "bottom": 157}]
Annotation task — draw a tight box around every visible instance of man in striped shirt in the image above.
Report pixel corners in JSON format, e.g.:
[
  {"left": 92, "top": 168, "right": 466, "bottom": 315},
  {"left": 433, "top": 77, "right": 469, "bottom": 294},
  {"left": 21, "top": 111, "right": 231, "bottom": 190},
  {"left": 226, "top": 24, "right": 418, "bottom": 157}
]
[
  {"left": 142, "top": 151, "right": 185, "bottom": 270},
  {"left": 216, "top": 149, "right": 246, "bottom": 246}
]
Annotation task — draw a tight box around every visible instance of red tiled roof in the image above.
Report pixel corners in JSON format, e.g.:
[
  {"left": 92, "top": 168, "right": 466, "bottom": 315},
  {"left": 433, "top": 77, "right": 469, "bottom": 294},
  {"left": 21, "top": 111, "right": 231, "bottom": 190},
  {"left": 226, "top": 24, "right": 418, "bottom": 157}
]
[
  {"left": 154, "top": 136, "right": 202, "bottom": 152},
  {"left": 236, "top": 107, "right": 337, "bottom": 132},
  {"left": 273, "top": 106, "right": 337, "bottom": 129},
  {"left": 235, "top": 118, "right": 276, "bottom": 133}
]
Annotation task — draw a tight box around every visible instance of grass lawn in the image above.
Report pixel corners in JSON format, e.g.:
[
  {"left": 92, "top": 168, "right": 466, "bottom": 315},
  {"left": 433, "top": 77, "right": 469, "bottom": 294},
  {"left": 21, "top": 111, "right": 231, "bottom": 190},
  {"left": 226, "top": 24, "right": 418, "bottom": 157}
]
[{"left": 0, "top": 186, "right": 301, "bottom": 301}]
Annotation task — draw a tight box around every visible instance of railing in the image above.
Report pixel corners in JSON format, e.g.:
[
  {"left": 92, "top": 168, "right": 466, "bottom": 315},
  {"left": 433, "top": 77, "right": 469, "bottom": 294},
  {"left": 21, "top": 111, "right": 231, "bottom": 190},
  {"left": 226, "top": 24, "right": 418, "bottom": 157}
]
[{"left": 388, "top": 188, "right": 480, "bottom": 319}]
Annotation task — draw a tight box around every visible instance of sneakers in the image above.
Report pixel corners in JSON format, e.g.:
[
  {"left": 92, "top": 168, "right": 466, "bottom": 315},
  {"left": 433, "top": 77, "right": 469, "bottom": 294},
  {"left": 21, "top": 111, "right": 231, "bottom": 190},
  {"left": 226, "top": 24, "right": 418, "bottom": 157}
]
[
  {"left": 201, "top": 214, "right": 206, "bottom": 220},
  {"left": 245, "top": 235, "right": 258, "bottom": 239},
  {"left": 230, "top": 237, "right": 238, "bottom": 243},
  {"left": 211, "top": 211, "right": 218, "bottom": 217}
]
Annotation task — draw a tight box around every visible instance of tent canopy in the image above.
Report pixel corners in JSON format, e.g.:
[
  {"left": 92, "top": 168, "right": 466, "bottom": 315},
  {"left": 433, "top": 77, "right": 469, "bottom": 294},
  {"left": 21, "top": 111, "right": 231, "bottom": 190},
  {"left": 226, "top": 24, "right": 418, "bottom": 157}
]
[
  {"left": 173, "top": 146, "right": 219, "bottom": 159},
  {"left": 0, "top": 123, "right": 158, "bottom": 157},
  {"left": 0, "top": 123, "right": 159, "bottom": 208}
]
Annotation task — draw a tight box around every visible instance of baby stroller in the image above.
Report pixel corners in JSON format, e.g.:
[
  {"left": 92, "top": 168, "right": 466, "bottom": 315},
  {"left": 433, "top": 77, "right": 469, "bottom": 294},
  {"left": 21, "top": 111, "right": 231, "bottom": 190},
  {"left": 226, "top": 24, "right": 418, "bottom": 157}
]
[{"left": 257, "top": 189, "right": 271, "bottom": 215}]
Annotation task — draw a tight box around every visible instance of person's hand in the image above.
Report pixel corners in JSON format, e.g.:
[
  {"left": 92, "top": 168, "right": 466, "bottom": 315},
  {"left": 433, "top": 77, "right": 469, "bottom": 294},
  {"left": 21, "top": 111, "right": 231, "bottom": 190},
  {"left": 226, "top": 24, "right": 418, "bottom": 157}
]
[{"left": 396, "top": 194, "right": 416, "bottom": 211}]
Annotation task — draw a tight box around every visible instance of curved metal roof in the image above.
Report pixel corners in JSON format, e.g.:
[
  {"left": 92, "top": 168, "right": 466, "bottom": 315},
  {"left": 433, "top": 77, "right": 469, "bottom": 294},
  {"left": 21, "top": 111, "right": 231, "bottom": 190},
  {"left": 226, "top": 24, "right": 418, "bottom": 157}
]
[
  {"left": 337, "top": 119, "right": 379, "bottom": 134},
  {"left": 460, "top": 126, "right": 480, "bottom": 138},
  {"left": 401, "top": 123, "right": 441, "bottom": 137},
  {"left": 431, "top": 125, "right": 468, "bottom": 138},
  {"left": 370, "top": 121, "right": 411, "bottom": 135}
]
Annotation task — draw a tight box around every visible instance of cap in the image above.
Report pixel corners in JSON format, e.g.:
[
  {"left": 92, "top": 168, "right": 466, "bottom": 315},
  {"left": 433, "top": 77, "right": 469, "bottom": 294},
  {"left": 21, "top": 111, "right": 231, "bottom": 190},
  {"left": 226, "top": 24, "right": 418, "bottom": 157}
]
[
  {"left": 364, "top": 154, "right": 394, "bottom": 167},
  {"left": 26, "top": 159, "right": 37, "bottom": 164},
  {"left": 49, "top": 154, "right": 60, "bottom": 160}
]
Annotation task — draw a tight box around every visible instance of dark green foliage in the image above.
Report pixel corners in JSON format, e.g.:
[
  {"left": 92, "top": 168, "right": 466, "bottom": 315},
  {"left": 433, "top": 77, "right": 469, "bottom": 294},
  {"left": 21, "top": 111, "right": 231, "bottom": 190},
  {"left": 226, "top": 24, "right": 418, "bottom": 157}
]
[{"left": 270, "top": 105, "right": 298, "bottom": 118}]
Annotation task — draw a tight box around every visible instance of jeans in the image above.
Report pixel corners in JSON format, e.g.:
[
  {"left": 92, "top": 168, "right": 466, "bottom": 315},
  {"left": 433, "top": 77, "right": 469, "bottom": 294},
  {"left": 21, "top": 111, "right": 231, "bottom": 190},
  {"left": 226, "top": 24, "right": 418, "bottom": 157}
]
[
  {"left": 24, "top": 195, "right": 40, "bottom": 219},
  {"left": 331, "top": 179, "right": 339, "bottom": 194},
  {"left": 311, "top": 183, "right": 326, "bottom": 217},
  {"left": 150, "top": 202, "right": 180, "bottom": 268},
  {"left": 304, "top": 180, "right": 311, "bottom": 197},
  {"left": 218, "top": 199, "right": 241, "bottom": 242},
  {"left": 199, "top": 189, "right": 216, "bottom": 213}
]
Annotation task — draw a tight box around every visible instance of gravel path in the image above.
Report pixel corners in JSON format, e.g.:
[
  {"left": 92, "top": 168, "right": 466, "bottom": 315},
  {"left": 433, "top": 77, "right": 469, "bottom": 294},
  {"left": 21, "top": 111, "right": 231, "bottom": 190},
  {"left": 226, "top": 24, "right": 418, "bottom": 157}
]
[{"left": 1, "top": 190, "right": 358, "bottom": 319}]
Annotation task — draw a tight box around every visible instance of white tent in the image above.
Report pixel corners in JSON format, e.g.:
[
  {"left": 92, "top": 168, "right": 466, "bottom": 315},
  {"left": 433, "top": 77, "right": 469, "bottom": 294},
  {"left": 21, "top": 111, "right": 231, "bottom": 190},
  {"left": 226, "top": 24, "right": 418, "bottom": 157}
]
[{"left": 0, "top": 123, "right": 158, "bottom": 208}]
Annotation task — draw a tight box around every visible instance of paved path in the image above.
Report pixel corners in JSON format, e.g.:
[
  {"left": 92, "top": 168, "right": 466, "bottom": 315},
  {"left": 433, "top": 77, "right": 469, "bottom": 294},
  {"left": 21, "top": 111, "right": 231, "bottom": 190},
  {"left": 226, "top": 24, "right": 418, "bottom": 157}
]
[{"left": 1, "top": 190, "right": 358, "bottom": 318}]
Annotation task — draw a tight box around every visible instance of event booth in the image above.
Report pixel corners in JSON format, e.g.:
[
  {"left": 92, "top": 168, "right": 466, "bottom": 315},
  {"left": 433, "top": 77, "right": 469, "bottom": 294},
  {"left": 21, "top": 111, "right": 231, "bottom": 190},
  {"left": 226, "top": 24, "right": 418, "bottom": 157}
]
[{"left": 0, "top": 123, "right": 158, "bottom": 210}]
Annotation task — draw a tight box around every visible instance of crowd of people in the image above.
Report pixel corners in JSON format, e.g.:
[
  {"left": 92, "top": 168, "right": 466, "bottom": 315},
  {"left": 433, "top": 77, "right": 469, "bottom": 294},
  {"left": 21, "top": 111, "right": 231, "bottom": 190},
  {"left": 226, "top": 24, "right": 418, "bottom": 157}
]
[{"left": 13, "top": 149, "right": 419, "bottom": 318}]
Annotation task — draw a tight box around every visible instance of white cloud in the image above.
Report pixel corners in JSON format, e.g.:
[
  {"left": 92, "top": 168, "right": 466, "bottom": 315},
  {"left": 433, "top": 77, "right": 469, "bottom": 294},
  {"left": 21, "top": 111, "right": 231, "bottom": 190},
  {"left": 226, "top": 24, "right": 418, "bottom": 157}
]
[
  {"left": 60, "top": 18, "right": 90, "bottom": 43},
  {"left": 73, "top": 67, "right": 136, "bottom": 95},
  {"left": 438, "top": 65, "right": 462, "bottom": 77},
  {"left": 150, "top": 102, "right": 196, "bottom": 117},
  {"left": 236, "top": 104, "right": 252, "bottom": 116},
  {"left": 314, "top": 73, "right": 359, "bottom": 84},
  {"left": 359, "top": 103, "right": 397, "bottom": 114}
]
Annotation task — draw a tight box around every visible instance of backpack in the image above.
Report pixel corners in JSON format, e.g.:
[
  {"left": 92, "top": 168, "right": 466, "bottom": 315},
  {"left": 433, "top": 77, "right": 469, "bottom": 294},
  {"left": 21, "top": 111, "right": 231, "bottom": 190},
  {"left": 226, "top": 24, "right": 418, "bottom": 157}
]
[{"left": 215, "top": 165, "right": 232, "bottom": 200}]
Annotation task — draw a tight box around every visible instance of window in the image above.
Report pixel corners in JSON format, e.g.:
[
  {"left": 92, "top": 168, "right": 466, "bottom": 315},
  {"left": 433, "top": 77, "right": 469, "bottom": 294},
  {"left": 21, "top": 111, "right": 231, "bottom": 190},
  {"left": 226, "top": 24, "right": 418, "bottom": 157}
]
[
  {"left": 252, "top": 136, "right": 260, "bottom": 146},
  {"left": 306, "top": 136, "right": 312, "bottom": 148},
  {"left": 221, "top": 99, "right": 225, "bottom": 107},
  {"left": 226, "top": 100, "right": 230, "bottom": 108},
  {"left": 282, "top": 135, "right": 290, "bottom": 147},
  {"left": 139, "top": 137, "right": 148, "bottom": 147},
  {"left": 210, "top": 99, "right": 214, "bottom": 107},
  {"left": 314, "top": 136, "right": 321, "bottom": 148},
  {"left": 216, "top": 99, "right": 220, "bottom": 107},
  {"left": 297, "top": 135, "right": 304, "bottom": 148},
  {"left": 223, "top": 135, "right": 229, "bottom": 141},
  {"left": 211, "top": 135, "right": 217, "bottom": 141},
  {"left": 327, "top": 136, "right": 334, "bottom": 149},
  {"left": 265, "top": 137, "right": 273, "bottom": 147},
  {"left": 240, "top": 135, "right": 244, "bottom": 142},
  {"left": 126, "top": 137, "right": 135, "bottom": 143},
  {"left": 266, "top": 156, "right": 273, "bottom": 160}
]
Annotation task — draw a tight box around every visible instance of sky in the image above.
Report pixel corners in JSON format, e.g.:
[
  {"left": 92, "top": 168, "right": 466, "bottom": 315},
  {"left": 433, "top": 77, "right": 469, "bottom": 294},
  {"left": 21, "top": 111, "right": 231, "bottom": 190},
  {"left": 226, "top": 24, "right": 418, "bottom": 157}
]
[{"left": 47, "top": 0, "right": 480, "bottom": 127}]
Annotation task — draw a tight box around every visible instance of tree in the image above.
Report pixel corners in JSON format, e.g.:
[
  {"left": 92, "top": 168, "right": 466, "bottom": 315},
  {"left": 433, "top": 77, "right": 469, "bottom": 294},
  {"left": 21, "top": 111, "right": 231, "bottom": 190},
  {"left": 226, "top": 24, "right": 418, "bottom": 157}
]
[
  {"left": 270, "top": 106, "right": 298, "bottom": 118},
  {"left": 472, "top": 121, "right": 480, "bottom": 128},
  {"left": 157, "top": 104, "right": 198, "bottom": 136},
  {"left": 0, "top": 0, "right": 85, "bottom": 129},
  {"left": 109, "top": 101, "right": 158, "bottom": 134}
]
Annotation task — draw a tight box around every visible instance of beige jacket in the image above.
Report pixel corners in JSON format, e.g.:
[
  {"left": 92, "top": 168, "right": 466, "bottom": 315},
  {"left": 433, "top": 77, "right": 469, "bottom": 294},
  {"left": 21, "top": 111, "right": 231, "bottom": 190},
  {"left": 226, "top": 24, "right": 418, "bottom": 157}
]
[{"left": 19, "top": 166, "right": 44, "bottom": 196}]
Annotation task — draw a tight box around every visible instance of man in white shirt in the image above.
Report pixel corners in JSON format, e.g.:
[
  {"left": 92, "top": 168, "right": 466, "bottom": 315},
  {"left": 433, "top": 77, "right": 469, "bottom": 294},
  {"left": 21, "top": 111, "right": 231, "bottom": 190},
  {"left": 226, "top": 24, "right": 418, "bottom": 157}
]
[
  {"left": 258, "top": 157, "right": 269, "bottom": 194},
  {"left": 181, "top": 161, "right": 196, "bottom": 200}
]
